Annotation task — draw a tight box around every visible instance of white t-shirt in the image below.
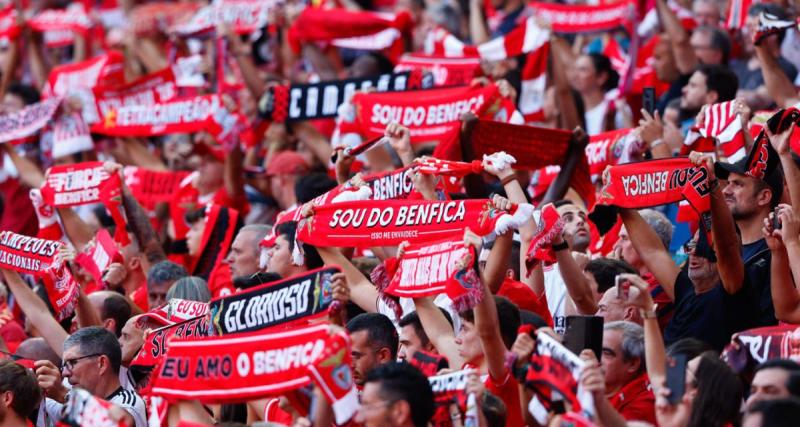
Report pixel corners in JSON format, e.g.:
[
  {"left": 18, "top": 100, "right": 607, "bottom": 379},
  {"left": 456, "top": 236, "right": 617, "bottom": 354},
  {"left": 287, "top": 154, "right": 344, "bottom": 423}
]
[
  {"left": 584, "top": 99, "right": 630, "bottom": 136},
  {"left": 543, "top": 263, "right": 568, "bottom": 335},
  {"left": 378, "top": 294, "right": 462, "bottom": 334}
]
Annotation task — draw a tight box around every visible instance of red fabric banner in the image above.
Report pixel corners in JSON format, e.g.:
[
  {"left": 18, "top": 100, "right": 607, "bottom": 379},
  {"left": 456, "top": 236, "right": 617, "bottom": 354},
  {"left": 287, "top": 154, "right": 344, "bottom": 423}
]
[
  {"left": 46, "top": 51, "right": 125, "bottom": 97},
  {"left": 296, "top": 199, "right": 513, "bottom": 248},
  {"left": 469, "top": 120, "right": 572, "bottom": 169},
  {"left": 348, "top": 85, "right": 501, "bottom": 145},
  {"left": 123, "top": 167, "right": 191, "bottom": 211},
  {"left": 90, "top": 94, "right": 222, "bottom": 137},
  {"left": 0, "top": 97, "right": 62, "bottom": 144},
  {"left": 0, "top": 8, "right": 21, "bottom": 40},
  {"left": 395, "top": 54, "right": 481, "bottom": 87},
  {"left": 384, "top": 238, "right": 473, "bottom": 298},
  {"left": 596, "top": 158, "right": 696, "bottom": 208},
  {"left": 74, "top": 229, "right": 121, "bottom": 286},
  {"left": 287, "top": 8, "right": 412, "bottom": 54},
  {"left": 723, "top": 325, "right": 800, "bottom": 371},
  {"left": 29, "top": 4, "right": 92, "bottom": 35},
  {"left": 306, "top": 331, "right": 359, "bottom": 425},
  {"left": 171, "top": 0, "right": 279, "bottom": 36},
  {"left": 131, "top": 315, "right": 210, "bottom": 367},
  {"left": 142, "top": 299, "right": 210, "bottom": 327},
  {"left": 58, "top": 388, "right": 126, "bottom": 427},
  {"left": 150, "top": 324, "right": 330, "bottom": 403},
  {"left": 130, "top": 2, "right": 201, "bottom": 36},
  {"left": 530, "top": 1, "right": 635, "bottom": 33},
  {"left": 93, "top": 67, "right": 179, "bottom": 120}
]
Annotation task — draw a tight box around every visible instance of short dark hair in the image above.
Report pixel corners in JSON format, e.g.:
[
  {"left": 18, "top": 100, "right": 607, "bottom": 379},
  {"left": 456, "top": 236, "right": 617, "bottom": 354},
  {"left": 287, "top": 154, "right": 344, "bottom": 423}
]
[
  {"left": 399, "top": 309, "right": 453, "bottom": 347},
  {"left": 347, "top": 313, "right": 399, "bottom": 359},
  {"left": 584, "top": 258, "right": 638, "bottom": 294},
  {"left": 364, "top": 362, "right": 434, "bottom": 427},
  {"left": 0, "top": 360, "right": 41, "bottom": 417},
  {"left": 459, "top": 296, "right": 520, "bottom": 349},
  {"left": 755, "top": 359, "right": 800, "bottom": 374},
  {"left": 6, "top": 83, "right": 40, "bottom": 106},
  {"left": 147, "top": 261, "right": 189, "bottom": 289},
  {"left": 696, "top": 64, "right": 738, "bottom": 102},
  {"left": 63, "top": 326, "right": 122, "bottom": 374},
  {"left": 101, "top": 293, "right": 133, "bottom": 337},
  {"left": 295, "top": 173, "right": 337, "bottom": 204},
  {"left": 587, "top": 53, "right": 619, "bottom": 92},
  {"left": 747, "top": 397, "right": 800, "bottom": 427},
  {"left": 274, "top": 221, "right": 323, "bottom": 269}
]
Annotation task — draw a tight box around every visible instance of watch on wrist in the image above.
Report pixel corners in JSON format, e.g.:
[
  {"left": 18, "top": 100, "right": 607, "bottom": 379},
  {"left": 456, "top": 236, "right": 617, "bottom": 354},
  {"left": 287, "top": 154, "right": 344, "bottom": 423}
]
[
  {"left": 640, "top": 304, "right": 658, "bottom": 319},
  {"left": 552, "top": 241, "right": 569, "bottom": 252}
]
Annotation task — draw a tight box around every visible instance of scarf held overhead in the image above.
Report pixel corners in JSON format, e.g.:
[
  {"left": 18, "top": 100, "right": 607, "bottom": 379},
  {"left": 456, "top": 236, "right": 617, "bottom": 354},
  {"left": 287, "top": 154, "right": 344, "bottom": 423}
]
[
  {"left": 530, "top": 1, "right": 636, "bottom": 33},
  {"left": 209, "top": 267, "right": 340, "bottom": 335},
  {"left": 150, "top": 323, "right": 329, "bottom": 403},
  {"left": 258, "top": 71, "right": 432, "bottom": 123},
  {"left": 296, "top": 199, "right": 515, "bottom": 248},
  {"left": 0, "top": 97, "right": 62, "bottom": 144},
  {"left": 287, "top": 8, "right": 412, "bottom": 54},
  {"left": 90, "top": 94, "right": 223, "bottom": 137},
  {"left": 596, "top": 157, "right": 697, "bottom": 208},
  {"left": 131, "top": 315, "right": 210, "bottom": 368}
]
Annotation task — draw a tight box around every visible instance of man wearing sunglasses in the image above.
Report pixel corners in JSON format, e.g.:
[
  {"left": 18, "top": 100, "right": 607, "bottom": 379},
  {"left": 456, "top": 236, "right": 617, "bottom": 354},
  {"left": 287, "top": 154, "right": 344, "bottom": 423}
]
[{"left": 35, "top": 327, "right": 147, "bottom": 427}]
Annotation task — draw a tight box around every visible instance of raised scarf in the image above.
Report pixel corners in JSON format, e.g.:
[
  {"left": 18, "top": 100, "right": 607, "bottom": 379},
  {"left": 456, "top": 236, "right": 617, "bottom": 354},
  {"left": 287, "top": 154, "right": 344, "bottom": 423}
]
[
  {"left": 189, "top": 204, "right": 239, "bottom": 281},
  {"left": 46, "top": 51, "right": 125, "bottom": 98},
  {"left": 395, "top": 54, "right": 481, "bottom": 87},
  {"left": 39, "top": 161, "right": 130, "bottom": 245},
  {"left": 93, "top": 67, "right": 179, "bottom": 120},
  {"left": 344, "top": 84, "right": 502, "bottom": 146},
  {"left": 74, "top": 229, "right": 122, "bottom": 286},
  {"left": 519, "top": 42, "right": 548, "bottom": 122},
  {"left": 257, "top": 71, "right": 430, "bottom": 123},
  {"left": 530, "top": 1, "right": 635, "bottom": 33},
  {"left": 123, "top": 167, "right": 191, "bottom": 212},
  {"left": 150, "top": 323, "right": 330, "bottom": 403},
  {"left": 424, "top": 16, "right": 549, "bottom": 61},
  {"left": 429, "top": 369, "right": 471, "bottom": 424},
  {"left": 372, "top": 238, "right": 483, "bottom": 311},
  {"left": 90, "top": 94, "right": 222, "bottom": 137},
  {"left": 171, "top": 0, "right": 278, "bottom": 37},
  {"left": 131, "top": 315, "right": 210, "bottom": 368},
  {"left": 525, "top": 203, "right": 564, "bottom": 270},
  {"left": 722, "top": 324, "right": 798, "bottom": 374},
  {"left": 130, "top": 2, "right": 201, "bottom": 36},
  {"left": 209, "top": 267, "right": 340, "bottom": 335},
  {"left": 57, "top": 388, "right": 126, "bottom": 427},
  {"left": 306, "top": 331, "right": 359, "bottom": 425},
  {"left": 587, "top": 128, "right": 645, "bottom": 181},
  {"left": 0, "top": 8, "right": 21, "bottom": 41},
  {"left": 141, "top": 298, "right": 210, "bottom": 327},
  {"left": 287, "top": 8, "right": 412, "bottom": 54},
  {"left": 743, "top": 130, "right": 780, "bottom": 180},
  {"left": 29, "top": 4, "right": 92, "bottom": 36},
  {"left": 0, "top": 97, "right": 62, "bottom": 144},
  {"left": 0, "top": 231, "right": 78, "bottom": 321},
  {"left": 296, "top": 199, "right": 520, "bottom": 248},
  {"left": 51, "top": 112, "right": 94, "bottom": 159},
  {"left": 596, "top": 157, "right": 696, "bottom": 208}
]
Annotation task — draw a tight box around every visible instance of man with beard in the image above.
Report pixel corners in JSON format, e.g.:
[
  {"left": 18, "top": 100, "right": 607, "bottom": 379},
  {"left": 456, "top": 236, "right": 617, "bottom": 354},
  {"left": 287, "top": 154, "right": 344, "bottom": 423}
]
[
  {"left": 713, "top": 157, "right": 782, "bottom": 326},
  {"left": 619, "top": 204, "right": 756, "bottom": 351},
  {"left": 538, "top": 200, "right": 598, "bottom": 334}
]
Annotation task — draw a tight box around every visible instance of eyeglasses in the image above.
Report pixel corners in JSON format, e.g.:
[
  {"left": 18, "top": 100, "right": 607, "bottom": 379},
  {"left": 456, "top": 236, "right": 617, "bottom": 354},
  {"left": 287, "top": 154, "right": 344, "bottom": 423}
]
[
  {"left": 61, "top": 354, "right": 102, "bottom": 372},
  {"left": 683, "top": 240, "right": 698, "bottom": 254}
]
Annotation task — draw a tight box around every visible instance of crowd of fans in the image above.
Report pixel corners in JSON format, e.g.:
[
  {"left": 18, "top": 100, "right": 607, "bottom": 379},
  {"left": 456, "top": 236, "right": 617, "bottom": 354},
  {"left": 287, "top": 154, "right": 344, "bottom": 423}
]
[{"left": 2, "top": 0, "right": 800, "bottom": 425}]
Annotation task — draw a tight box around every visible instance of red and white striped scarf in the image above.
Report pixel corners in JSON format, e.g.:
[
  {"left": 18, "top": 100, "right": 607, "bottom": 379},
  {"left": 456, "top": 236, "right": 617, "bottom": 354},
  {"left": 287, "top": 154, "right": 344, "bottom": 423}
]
[
  {"left": 424, "top": 16, "right": 549, "bottom": 61},
  {"left": 725, "top": 0, "right": 752, "bottom": 30},
  {"left": 519, "top": 43, "right": 548, "bottom": 123},
  {"left": 700, "top": 101, "right": 746, "bottom": 163}
]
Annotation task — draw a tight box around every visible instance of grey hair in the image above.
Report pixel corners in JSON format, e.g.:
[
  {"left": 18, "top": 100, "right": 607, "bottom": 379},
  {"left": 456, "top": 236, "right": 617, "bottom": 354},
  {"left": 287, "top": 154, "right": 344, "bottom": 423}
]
[
  {"left": 63, "top": 326, "right": 121, "bottom": 374},
  {"left": 239, "top": 224, "right": 272, "bottom": 253},
  {"left": 640, "top": 209, "right": 673, "bottom": 250},
  {"left": 605, "top": 321, "right": 646, "bottom": 372},
  {"left": 167, "top": 276, "right": 211, "bottom": 303},
  {"left": 147, "top": 261, "right": 188, "bottom": 289}
]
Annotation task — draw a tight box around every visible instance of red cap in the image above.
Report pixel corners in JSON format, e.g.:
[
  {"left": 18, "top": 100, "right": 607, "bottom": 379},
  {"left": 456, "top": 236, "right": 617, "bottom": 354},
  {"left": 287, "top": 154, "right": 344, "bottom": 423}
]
[
  {"left": 266, "top": 151, "right": 309, "bottom": 176},
  {"left": 497, "top": 277, "right": 539, "bottom": 313}
]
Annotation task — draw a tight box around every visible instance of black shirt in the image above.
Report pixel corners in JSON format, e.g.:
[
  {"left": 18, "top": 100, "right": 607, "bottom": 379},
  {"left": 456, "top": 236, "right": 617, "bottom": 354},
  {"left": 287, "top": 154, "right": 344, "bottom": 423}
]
[
  {"left": 742, "top": 238, "right": 777, "bottom": 327},
  {"left": 663, "top": 270, "right": 757, "bottom": 351}
]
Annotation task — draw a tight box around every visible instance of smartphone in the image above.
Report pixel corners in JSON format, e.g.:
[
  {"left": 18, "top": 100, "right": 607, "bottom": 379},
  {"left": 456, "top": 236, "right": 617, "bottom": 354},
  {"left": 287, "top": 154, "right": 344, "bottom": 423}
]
[
  {"left": 563, "top": 316, "right": 604, "bottom": 361},
  {"left": 774, "top": 207, "right": 783, "bottom": 230},
  {"left": 666, "top": 354, "right": 688, "bottom": 405},
  {"left": 615, "top": 276, "right": 630, "bottom": 300},
  {"left": 643, "top": 87, "right": 656, "bottom": 116}
]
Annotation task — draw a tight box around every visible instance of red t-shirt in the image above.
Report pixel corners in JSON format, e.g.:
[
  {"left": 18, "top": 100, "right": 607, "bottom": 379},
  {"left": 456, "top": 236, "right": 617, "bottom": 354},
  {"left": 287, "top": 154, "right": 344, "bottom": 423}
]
[
  {"left": 131, "top": 286, "right": 149, "bottom": 313},
  {"left": 464, "top": 364, "right": 523, "bottom": 427},
  {"left": 608, "top": 374, "right": 656, "bottom": 424}
]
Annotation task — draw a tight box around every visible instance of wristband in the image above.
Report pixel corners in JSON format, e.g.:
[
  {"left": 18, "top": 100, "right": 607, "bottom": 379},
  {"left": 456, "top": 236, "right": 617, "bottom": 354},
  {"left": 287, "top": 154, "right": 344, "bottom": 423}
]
[
  {"left": 650, "top": 139, "right": 665, "bottom": 149},
  {"left": 552, "top": 241, "right": 569, "bottom": 252},
  {"left": 640, "top": 304, "right": 658, "bottom": 319},
  {"left": 500, "top": 174, "right": 517, "bottom": 186}
]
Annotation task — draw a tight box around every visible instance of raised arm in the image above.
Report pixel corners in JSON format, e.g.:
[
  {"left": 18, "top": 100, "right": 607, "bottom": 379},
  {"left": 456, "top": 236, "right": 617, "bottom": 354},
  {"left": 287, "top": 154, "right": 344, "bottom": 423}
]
[
  {"left": 0, "top": 269, "right": 67, "bottom": 357},
  {"left": 768, "top": 123, "right": 800, "bottom": 206},
  {"left": 656, "top": 0, "right": 697, "bottom": 75},
  {"left": 619, "top": 208, "right": 680, "bottom": 300},
  {"left": 763, "top": 213, "right": 800, "bottom": 322},
  {"left": 317, "top": 246, "right": 379, "bottom": 313},
  {"left": 413, "top": 296, "right": 462, "bottom": 367},
  {"left": 468, "top": 0, "right": 490, "bottom": 45},
  {"left": 755, "top": 43, "right": 800, "bottom": 108},
  {"left": 550, "top": 36, "right": 582, "bottom": 131},
  {"left": 690, "top": 153, "right": 744, "bottom": 293},
  {"left": 622, "top": 273, "right": 667, "bottom": 387}
]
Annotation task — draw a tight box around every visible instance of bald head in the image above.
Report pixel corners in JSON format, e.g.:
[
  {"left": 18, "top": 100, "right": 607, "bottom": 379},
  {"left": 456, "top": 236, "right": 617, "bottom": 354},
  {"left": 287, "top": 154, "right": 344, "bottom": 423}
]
[
  {"left": 15, "top": 337, "right": 60, "bottom": 367},
  {"left": 87, "top": 291, "right": 133, "bottom": 337}
]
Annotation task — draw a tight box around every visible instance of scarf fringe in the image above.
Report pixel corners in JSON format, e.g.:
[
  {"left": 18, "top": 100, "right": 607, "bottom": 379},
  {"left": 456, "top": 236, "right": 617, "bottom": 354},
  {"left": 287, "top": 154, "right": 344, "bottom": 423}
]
[
  {"left": 449, "top": 268, "right": 484, "bottom": 312},
  {"left": 494, "top": 203, "right": 533, "bottom": 235},
  {"left": 370, "top": 259, "right": 402, "bottom": 319}
]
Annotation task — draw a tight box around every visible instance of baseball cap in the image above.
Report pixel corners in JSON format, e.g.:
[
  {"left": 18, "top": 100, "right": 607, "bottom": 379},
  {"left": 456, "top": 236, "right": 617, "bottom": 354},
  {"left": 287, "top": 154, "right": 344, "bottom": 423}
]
[
  {"left": 265, "top": 151, "right": 310, "bottom": 176},
  {"left": 715, "top": 157, "right": 784, "bottom": 202}
]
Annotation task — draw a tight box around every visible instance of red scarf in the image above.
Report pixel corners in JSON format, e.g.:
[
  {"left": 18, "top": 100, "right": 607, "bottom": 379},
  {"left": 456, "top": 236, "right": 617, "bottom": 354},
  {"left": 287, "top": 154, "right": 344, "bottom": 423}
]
[
  {"left": 374, "top": 238, "right": 483, "bottom": 311},
  {"left": 722, "top": 324, "right": 799, "bottom": 373},
  {"left": 0, "top": 97, "right": 62, "bottom": 144},
  {"left": 141, "top": 299, "right": 210, "bottom": 327},
  {"left": 190, "top": 204, "right": 239, "bottom": 280},
  {"left": 130, "top": 2, "right": 200, "bottom": 36},
  {"left": 57, "top": 388, "right": 126, "bottom": 427},
  {"left": 306, "top": 331, "right": 359, "bottom": 425},
  {"left": 90, "top": 94, "right": 222, "bottom": 137},
  {"left": 681, "top": 164, "right": 714, "bottom": 244},
  {"left": 287, "top": 8, "right": 411, "bottom": 55},
  {"left": 74, "top": 229, "right": 122, "bottom": 286},
  {"left": 0, "top": 8, "right": 21, "bottom": 40},
  {"left": 171, "top": 0, "right": 275, "bottom": 36},
  {"left": 526, "top": 204, "right": 564, "bottom": 270},
  {"left": 93, "top": 67, "right": 179, "bottom": 120},
  {"left": 587, "top": 128, "right": 644, "bottom": 181},
  {"left": 345, "top": 84, "right": 503, "bottom": 147},
  {"left": 29, "top": 4, "right": 92, "bottom": 36},
  {"left": 297, "top": 199, "right": 516, "bottom": 248},
  {"left": 530, "top": 1, "right": 635, "bottom": 33},
  {"left": 150, "top": 323, "right": 330, "bottom": 403},
  {"left": 429, "top": 369, "right": 471, "bottom": 424},
  {"left": 0, "top": 231, "right": 79, "bottom": 321},
  {"left": 39, "top": 161, "right": 130, "bottom": 245},
  {"left": 597, "top": 158, "right": 696, "bottom": 208},
  {"left": 123, "top": 167, "right": 191, "bottom": 212},
  {"left": 131, "top": 315, "right": 209, "bottom": 367},
  {"left": 51, "top": 112, "right": 94, "bottom": 159},
  {"left": 395, "top": 54, "right": 481, "bottom": 87},
  {"left": 46, "top": 52, "right": 125, "bottom": 98},
  {"left": 425, "top": 16, "right": 548, "bottom": 61},
  {"left": 519, "top": 43, "right": 548, "bottom": 122},
  {"left": 209, "top": 267, "right": 340, "bottom": 335}
]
